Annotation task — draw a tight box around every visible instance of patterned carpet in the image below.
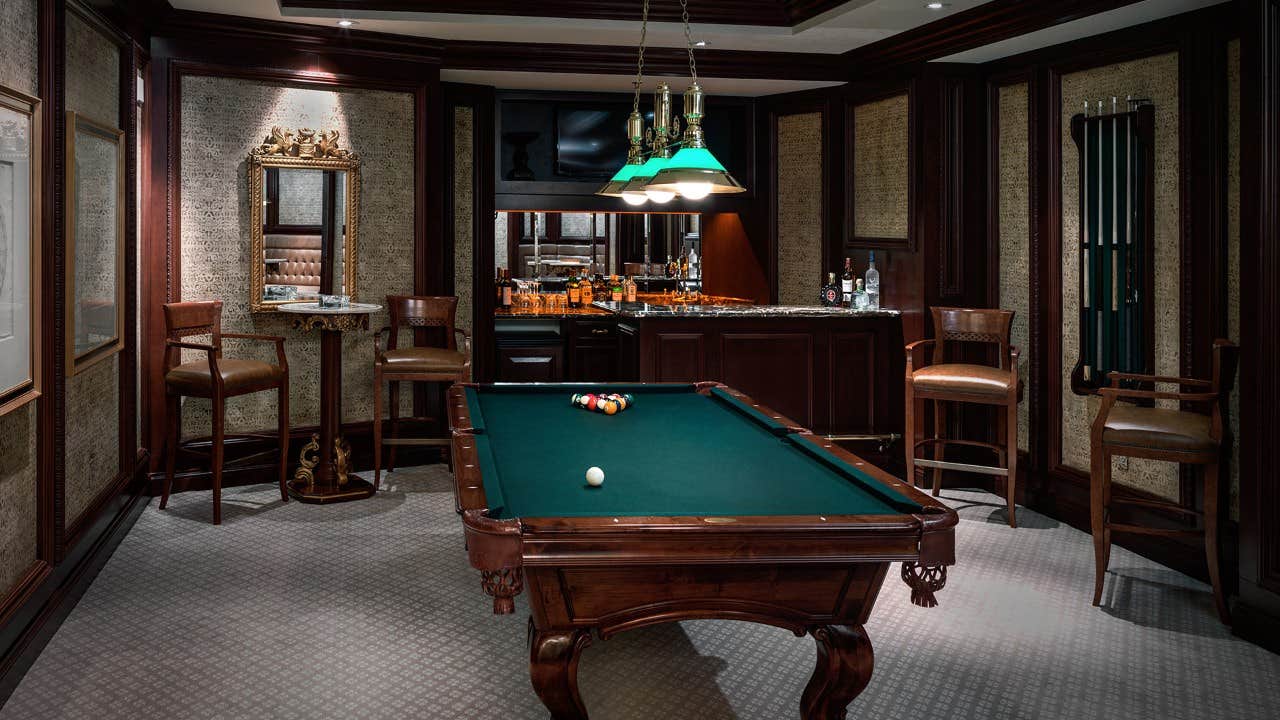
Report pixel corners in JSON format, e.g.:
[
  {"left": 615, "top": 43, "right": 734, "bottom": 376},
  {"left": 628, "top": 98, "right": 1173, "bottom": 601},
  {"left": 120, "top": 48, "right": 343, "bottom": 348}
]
[{"left": 2, "top": 465, "right": 1277, "bottom": 719}]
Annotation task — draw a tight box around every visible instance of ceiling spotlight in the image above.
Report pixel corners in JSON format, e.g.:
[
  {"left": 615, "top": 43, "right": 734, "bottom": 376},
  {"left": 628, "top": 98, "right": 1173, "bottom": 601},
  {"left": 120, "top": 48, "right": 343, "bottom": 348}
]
[
  {"left": 337, "top": 19, "right": 357, "bottom": 27},
  {"left": 926, "top": 2, "right": 948, "bottom": 9}
]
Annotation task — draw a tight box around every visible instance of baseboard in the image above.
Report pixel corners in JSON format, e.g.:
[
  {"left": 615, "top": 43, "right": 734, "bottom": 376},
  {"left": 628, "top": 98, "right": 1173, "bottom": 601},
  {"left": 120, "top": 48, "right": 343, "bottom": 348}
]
[{"left": 0, "top": 457, "right": 149, "bottom": 706}]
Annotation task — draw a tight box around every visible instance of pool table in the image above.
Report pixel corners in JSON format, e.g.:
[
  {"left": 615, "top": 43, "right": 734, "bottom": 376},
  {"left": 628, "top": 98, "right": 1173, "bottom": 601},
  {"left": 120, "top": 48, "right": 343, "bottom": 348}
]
[{"left": 447, "top": 382, "right": 957, "bottom": 720}]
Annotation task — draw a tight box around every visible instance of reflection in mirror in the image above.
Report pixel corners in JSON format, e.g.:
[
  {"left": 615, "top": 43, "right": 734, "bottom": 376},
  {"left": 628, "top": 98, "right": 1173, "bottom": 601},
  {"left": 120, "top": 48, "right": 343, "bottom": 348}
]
[
  {"left": 261, "top": 168, "right": 346, "bottom": 302},
  {"left": 494, "top": 211, "right": 702, "bottom": 292},
  {"left": 248, "top": 128, "right": 360, "bottom": 312},
  {"left": 0, "top": 86, "right": 40, "bottom": 413},
  {"left": 65, "top": 111, "right": 124, "bottom": 375}
]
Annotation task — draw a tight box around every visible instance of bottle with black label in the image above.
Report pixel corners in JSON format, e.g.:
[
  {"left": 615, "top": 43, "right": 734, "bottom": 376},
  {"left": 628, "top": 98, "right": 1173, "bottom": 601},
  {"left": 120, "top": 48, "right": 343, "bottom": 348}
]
[
  {"left": 567, "top": 275, "right": 581, "bottom": 308},
  {"left": 820, "top": 272, "right": 840, "bottom": 307},
  {"left": 500, "top": 269, "right": 513, "bottom": 308}
]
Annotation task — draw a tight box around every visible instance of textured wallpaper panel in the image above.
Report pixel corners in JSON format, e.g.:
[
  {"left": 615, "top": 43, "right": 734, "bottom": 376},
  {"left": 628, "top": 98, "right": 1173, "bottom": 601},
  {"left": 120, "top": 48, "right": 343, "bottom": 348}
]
[
  {"left": 1227, "top": 39, "right": 1241, "bottom": 520},
  {"left": 0, "top": 0, "right": 38, "bottom": 97},
  {"left": 453, "top": 107, "right": 474, "bottom": 334},
  {"left": 776, "top": 112, "right": 823, "bottom": 306},
  {"left": 852, "top": 94, "right": 909, "bottom": 240},
  {"left": 64, "top": 11, "right": 122, "bottom": 527},
  {"left": 494, "top": 212, "right": 508, "bottom": 271},
  {"left": 1060, "top": 53, "right": 1180, "bottom": 500},
  {"left": 179, "top": 77, "right": 415, "bottom": 436},
  {"left": 0, "top": 0, "right": 39, "bottom": 599},
  {"left": 997, "top": 83, "right": 1031, "bottom": 452}
]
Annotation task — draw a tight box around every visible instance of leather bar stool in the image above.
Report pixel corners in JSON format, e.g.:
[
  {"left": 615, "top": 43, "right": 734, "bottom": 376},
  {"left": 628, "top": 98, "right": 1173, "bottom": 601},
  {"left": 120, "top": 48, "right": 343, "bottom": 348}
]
[
  {"left": 905, "top": 307, "right": 1022, "bottom": 527},
  {"left": 1090, "top": 339, "right": 1237, "bottom": 624},
  {"left": 160, "top": 301, "right": 290, "bottom": 525},
  {"left": 373, "top": 296, "right": 471, "bottom": 489}
]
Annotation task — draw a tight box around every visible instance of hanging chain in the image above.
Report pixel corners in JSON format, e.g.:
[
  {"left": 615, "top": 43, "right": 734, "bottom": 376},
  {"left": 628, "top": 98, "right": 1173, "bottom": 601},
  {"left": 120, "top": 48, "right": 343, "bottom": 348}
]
[
  {"left": 679, "top": 0, "right": 697, "bottom": 82},
  {"left": 632, "top": 0, "right": 650, "bottom": 114}
]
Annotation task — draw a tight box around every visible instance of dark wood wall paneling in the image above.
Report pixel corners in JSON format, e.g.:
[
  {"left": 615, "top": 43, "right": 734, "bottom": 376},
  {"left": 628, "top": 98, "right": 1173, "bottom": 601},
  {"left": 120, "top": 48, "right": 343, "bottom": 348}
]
[
  {"left": 1, "top": 0, "right": 151, "bottom": 703},
  {"left": 1234, "top": 0, "right": 1280, "bottom": 652},
  {"left": 978, "top": 3, "right": 1269, "bottom": 630}
]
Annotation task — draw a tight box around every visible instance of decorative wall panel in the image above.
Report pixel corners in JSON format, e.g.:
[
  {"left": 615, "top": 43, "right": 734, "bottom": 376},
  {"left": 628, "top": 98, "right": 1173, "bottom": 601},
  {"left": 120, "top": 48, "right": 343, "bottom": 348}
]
[
  {"left": 453, "top": 106, "right": 474, "bottom": 334},
  {"left": 64, "top": 11, "right": 122, "bottom": 526},
  {"left": 1227, "top": 39, "right": 1241, "bottom": 520},
  {"left": 0, "top": 0, "right": 38, "bottom": 598},
  {"left": 852, "top": 94, "right": 909, "bottom": 240},
  {"left": 179, "top": 77, "right": 415, "bottom": 436},
  {"left": 775, "top": 112, "right": 823, "bottom": 306},
  {"left": 1060, "top": 53, "right": 1180, "bottom": 500},
  {"left": 0, "top": 0, "right": 38, "bottom": 97},
  {"left": 997, "top": 83, "right": 1031, "bottom": 452}
]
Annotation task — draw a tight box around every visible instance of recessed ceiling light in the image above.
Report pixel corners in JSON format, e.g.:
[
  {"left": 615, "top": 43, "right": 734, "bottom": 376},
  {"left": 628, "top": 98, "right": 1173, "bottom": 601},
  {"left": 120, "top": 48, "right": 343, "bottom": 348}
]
[
  {"left": 695, "top": 40, "right": 707, "bottom": 47},
  {"left": 337, "top": 19, "right": 357, "bottom": 27},
  {"left": 926, "top": 2, "right": 948, "bottom": 9}
]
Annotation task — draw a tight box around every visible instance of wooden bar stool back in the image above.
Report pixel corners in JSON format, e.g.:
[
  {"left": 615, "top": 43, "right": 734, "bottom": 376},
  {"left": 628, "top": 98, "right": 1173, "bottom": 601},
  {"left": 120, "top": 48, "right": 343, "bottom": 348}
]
[
  {"left": 373, "top": 295, "right": 471, "bottom": 489},
  {"left": 1090, "top": 339, "right": 1237, "bottom": 624},
  {"left": 905, "top": 307, "right": 1022, "bottom": 526},
  {"left": 160, "top": 300, "right": 290, "bottom": 524}
]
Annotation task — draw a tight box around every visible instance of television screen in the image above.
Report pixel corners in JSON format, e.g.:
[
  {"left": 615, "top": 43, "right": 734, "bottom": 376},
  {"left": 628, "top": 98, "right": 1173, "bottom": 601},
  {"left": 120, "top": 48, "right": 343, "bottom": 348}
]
[{"left": 554, "top": 105, "right": 635, "bottom": 178}]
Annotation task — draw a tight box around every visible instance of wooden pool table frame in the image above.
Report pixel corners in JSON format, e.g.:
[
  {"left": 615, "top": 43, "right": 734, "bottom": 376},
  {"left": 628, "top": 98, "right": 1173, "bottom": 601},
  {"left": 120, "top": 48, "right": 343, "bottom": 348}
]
[{"left": 448, "top": 381, "right": 957, "bottom": 720}]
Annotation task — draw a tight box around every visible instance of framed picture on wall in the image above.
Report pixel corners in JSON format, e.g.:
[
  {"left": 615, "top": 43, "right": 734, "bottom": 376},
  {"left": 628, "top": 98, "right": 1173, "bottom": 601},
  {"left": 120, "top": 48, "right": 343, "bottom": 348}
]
[
  {"left": 65, "top": 110, "right": 125, "bottom": 376},
  {"left": 0, "top": 84, "right": 41, "bottom": 416}
]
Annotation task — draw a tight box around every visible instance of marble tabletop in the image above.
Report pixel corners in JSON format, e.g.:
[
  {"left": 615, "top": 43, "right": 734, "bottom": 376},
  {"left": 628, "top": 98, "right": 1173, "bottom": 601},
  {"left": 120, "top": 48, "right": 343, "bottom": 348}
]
[{"left": 277, "top": 302, "right": 383, "bottom": 315}]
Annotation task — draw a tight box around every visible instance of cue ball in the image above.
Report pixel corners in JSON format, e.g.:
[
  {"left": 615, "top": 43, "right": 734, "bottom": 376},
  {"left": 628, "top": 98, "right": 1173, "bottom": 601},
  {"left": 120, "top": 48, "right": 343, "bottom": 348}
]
[{"left": 585, "top": 466, "right": 605, "bottom": 487}]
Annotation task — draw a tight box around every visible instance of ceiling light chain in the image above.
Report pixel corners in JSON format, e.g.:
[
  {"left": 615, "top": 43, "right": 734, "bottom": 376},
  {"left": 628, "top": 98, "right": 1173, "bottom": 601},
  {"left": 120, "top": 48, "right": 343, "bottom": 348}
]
[
  {"left": 679, "top": 0, "right": 698, "bottom": 82},
  {"left": 632, "top": 0, "right": 649, "bottom": 114}
]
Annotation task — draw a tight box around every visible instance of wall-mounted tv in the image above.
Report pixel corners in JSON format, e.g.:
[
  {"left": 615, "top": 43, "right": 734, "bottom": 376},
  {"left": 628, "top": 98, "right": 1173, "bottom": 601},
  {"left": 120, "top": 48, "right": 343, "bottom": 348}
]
[{"left": 554, "top": 104, "right": 638, "bottom": 178}]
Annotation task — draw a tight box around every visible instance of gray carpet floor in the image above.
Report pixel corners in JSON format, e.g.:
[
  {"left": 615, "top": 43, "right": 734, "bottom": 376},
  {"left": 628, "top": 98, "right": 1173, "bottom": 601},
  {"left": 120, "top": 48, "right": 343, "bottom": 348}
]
[{"left": 2, "top": 464, "right": 1277, "bottom": 719}]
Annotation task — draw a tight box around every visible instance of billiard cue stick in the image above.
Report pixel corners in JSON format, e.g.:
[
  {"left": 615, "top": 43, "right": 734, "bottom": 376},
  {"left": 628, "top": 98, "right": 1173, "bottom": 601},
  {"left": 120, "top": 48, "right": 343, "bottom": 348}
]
[
  {"left": 1082, "top": 101, "right": 1091, "bottom": 381},
  {"left": 1111, "top": 98, "right": 1119, "bottom": 375},
  {"left": 1096, "top": 100, "right": 1104, "bottom": 377}
]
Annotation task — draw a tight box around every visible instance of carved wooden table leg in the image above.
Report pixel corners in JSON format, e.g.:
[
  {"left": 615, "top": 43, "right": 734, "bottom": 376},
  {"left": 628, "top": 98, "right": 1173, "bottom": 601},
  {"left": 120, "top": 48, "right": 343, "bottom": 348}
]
[
  {"left": 529, "top": 624, "right": 593, "bottom": 720},
  {"left": 800, "top": 624, "right": 874, "bottom": 720}
]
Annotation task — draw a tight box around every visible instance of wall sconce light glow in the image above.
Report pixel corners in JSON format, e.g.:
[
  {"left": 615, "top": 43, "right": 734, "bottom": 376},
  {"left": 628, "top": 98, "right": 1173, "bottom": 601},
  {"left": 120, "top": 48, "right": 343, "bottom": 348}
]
[
  {"left": 926, "top": 2, "right": 947, "bottom": 9},
  {"left": 695, "top": 40, "right": 707, "bottom": 47},
  {"left": 337, "top": 19, "right": 357, "bottom": 27}
]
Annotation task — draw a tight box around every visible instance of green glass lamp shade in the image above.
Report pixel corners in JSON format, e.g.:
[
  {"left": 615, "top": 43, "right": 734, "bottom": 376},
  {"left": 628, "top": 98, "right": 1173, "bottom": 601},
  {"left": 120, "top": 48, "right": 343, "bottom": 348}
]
[
  {"left": 597, "top": 160, "right": 646, "bottom": 197},
  {"left": 644, "top": 146, "right": 746, "bottom": 197},
  {"left": 620, "top": 155, "right": 670, "bottom": 193}
]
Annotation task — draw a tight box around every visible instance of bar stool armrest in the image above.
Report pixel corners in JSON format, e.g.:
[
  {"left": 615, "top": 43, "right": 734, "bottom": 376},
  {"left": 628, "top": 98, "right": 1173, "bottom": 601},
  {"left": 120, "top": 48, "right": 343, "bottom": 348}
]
[{"left": 905, "top": 339, "right": 935, "bottom": 376}]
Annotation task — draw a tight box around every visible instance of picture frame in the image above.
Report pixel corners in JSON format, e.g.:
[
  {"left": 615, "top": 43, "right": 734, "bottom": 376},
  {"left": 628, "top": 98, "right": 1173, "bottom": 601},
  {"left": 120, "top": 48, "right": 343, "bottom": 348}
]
[
  {"left": 65, "top": 110, "right": 125, "bottom": 376},
  {"left": 0, "top": 84, "right": 42, "bottom": 416}
]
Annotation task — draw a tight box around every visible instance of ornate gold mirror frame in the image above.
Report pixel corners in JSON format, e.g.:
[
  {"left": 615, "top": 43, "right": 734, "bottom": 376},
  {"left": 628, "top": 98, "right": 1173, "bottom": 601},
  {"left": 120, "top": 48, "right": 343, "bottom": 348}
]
[{"left": 247, "top": 127, "right": 361, "bottom": 313}]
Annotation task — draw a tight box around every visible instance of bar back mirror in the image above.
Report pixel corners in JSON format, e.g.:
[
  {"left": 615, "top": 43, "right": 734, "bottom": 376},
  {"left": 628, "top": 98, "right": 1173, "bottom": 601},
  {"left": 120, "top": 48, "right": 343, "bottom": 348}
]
[
  {"left": 248, "top": 127, "right": 360, "bottom": 312},
  {"left": 1069, "top": 99, "right": 1156, "bottom": 394},
  {"left": 0, "top": 85, "right": 41, "bottom": 413},
  {"left": 65, "top": 111, "right": 124, "bottom": 376}
]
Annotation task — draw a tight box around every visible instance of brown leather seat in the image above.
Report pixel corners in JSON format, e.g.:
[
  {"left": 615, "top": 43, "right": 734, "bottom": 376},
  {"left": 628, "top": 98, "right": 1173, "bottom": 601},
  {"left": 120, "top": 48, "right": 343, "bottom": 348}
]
[
  {"left": 165, "top": 358, "right": 284, "bottom": 397},
  {"left": 379, "top": 347, "right": 468, "bottom": 373},
  {"left": 911, "top": 363, "right": 1014, "bottom": 397},
  {"left": 1101, "top": 405, "right": 1214, "bottom": 452}
]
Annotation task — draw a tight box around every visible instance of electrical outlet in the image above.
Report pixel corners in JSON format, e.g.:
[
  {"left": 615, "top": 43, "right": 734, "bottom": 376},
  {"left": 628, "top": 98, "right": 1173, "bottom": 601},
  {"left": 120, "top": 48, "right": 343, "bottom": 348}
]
[{"left": 1117, "top": 456, "right": 1130, "bottom": 471}]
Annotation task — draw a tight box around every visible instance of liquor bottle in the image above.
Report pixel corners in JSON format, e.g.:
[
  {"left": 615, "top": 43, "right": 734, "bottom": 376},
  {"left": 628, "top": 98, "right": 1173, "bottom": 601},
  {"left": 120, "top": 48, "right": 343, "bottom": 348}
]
[
  {"left": 496, "top": 267, "right": 505, "bottom": 302},
  {"left": 665, "top": 255, "right": 678, "bottom": 278},
  {"left": 688, "top": 247, "right": 699, "bottom": 279},
  {"left": 865, "top": 251, "right": 880, "bottom": 310},
  {"left": 611, "top": 276, "right": 623, "bottom": 302},
  {"left": 567, "top": 275, "right": 581, "bottom": 308},
  {"left": 679, "top": 252, "right": 690, "bottom": 279},
  {"left": 625, "top": 275, "right": 637, "bottom": 302},
  {"left": 580, "top": 273, "right": 594, "bottom": 305},
  {"left": 841, "top": 257, "right": 854, "bottom": 307},
  {"left": 820, "top": 272, "right": 840, "bottom": 307},
  {"left": 854, "top": 278, "right": 866, "bottom": 310},
  {"left": 500, "top": 269, "right": 513, "bottom": 308}
]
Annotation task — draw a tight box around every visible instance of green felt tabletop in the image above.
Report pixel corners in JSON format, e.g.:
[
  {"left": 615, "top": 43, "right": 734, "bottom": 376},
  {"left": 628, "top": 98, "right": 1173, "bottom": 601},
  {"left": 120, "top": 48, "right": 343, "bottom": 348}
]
[{"left": 464, "top": 385, "right": 921, "bottom": 520}]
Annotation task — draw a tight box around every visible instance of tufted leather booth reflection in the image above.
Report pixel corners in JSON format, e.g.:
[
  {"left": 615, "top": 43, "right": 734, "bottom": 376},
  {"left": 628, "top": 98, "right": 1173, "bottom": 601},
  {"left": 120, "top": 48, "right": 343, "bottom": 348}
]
[
  {"left": 515, "top": 242, "right": 606, "bottom": 277},
  {"left": 264, "top": 233, "right": 322, "bottom": 294}
]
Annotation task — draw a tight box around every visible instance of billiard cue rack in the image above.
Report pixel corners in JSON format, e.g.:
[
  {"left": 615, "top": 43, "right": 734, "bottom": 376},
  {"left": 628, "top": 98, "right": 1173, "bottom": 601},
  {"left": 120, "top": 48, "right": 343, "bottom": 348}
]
[{"left": 1069, "top": 97, "right": 1156, "bottom": 395}]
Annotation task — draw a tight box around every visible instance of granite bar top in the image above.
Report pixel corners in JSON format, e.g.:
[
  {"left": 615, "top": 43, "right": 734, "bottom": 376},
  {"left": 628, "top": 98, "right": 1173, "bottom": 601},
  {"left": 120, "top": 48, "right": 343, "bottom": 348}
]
[{"left": 590, "top": 302, "right": 901, "bottom": 319}]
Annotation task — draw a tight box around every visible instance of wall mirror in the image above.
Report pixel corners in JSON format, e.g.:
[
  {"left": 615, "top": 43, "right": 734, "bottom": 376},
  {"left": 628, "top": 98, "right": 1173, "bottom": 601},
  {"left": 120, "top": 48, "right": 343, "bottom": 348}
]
[
  {"left": 248, "top": 127, "right": 360, "bottom": 312},
  {"left": 0, "top": 85, "right": 41, "bottom": 413},
  {"left": 65, "top": 111, "right": 124, "bottom": 376}
]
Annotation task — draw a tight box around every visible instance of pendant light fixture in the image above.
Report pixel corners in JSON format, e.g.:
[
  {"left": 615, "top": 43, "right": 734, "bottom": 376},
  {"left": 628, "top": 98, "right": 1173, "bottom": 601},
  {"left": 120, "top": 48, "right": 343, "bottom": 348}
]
[{"left": 596, "top": 0, "right": 746, "bottom": 204}]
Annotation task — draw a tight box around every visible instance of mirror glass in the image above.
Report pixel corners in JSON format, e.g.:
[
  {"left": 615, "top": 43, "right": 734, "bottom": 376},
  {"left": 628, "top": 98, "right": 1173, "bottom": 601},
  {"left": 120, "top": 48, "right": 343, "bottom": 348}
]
[
  {"left": 261, "top": 167, "right": 347, "bottom": 303},
  {"left": 70, "top": 117, "right": 122, "bottom": 365},
  {"left": 0, "top": 94, "right": 37, "bottom": 404}
]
